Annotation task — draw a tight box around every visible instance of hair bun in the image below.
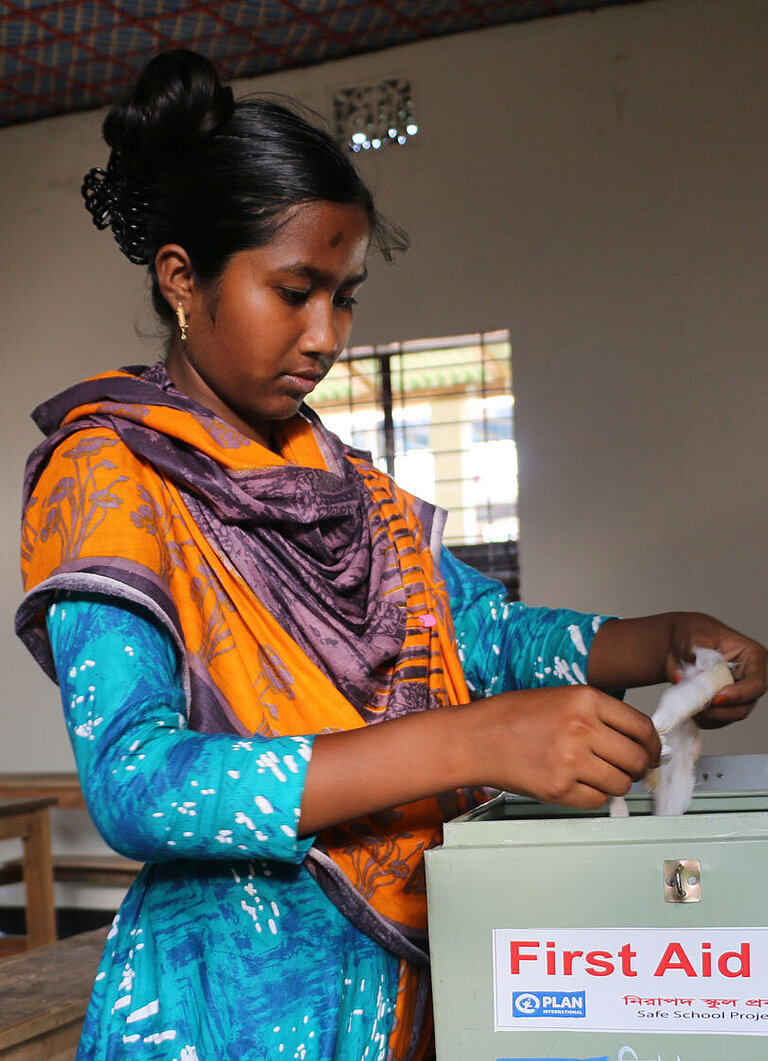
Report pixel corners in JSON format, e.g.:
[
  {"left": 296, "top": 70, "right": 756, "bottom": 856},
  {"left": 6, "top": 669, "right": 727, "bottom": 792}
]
[{"left": 103, "top": 49, "right": 234, "bottom": 173}]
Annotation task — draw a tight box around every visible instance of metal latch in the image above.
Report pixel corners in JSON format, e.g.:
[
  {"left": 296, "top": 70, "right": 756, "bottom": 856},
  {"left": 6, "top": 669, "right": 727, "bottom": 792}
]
[{"left": 663, "top": 859, "right": 702, "bottom": 903}]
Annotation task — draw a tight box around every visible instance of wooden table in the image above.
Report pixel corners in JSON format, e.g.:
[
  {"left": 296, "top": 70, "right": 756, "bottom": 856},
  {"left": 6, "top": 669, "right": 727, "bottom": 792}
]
[{"left": 0, "top": 798, "right": 57, "bottom": 952}]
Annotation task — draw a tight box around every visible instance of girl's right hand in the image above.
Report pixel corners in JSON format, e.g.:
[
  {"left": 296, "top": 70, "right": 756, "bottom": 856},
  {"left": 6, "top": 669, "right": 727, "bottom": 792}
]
[
  {"left": 300, "top": 685, "right": 659, "bottom": 833},
  {"left": 462, "top": 686, "right": 660, "bottom": 809}
]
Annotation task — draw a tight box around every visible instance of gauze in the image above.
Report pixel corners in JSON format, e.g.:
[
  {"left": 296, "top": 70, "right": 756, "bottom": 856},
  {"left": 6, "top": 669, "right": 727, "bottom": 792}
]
[{"left": 609, "top": 647, "right": 734, "bottom": 818}]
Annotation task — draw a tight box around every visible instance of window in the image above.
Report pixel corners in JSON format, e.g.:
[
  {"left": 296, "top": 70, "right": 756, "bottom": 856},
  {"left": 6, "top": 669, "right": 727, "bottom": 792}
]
[{"left": 308, "top": 330, "right": 519, "bottom": 597}]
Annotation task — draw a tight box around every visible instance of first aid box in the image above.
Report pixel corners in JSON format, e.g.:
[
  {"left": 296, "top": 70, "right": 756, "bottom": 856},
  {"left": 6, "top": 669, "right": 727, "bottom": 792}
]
[{"left": 424, "top": 754, "right": 768, "bottom": 1061}]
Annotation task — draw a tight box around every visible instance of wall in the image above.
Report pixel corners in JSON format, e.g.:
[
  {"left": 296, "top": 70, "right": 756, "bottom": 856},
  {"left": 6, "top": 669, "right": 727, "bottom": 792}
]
[{"left": 1, "top": 0, "right": 766, "bottom": 897}]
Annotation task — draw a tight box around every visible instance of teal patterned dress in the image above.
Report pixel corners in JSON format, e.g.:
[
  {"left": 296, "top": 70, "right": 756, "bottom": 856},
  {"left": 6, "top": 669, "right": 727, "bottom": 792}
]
[{"left": 47, "top": 548, "right": 609, "bottom": 1060}]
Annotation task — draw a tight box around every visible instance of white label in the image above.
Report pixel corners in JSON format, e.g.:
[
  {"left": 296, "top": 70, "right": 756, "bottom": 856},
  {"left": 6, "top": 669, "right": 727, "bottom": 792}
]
[{"left": 493, "top": 927, "right": 768, "bottom": 1035}]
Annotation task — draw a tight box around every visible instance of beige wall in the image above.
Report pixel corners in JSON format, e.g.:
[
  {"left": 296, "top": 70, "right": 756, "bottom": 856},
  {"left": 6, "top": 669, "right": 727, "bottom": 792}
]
[{"left": 2, "top": 0, "right": 767, "bottom": 788}]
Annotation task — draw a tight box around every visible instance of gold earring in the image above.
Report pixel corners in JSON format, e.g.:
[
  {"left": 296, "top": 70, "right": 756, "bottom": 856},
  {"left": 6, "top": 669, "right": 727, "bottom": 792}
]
[{"left": 176, "top": 302, "right": 188, "bottom": 341}]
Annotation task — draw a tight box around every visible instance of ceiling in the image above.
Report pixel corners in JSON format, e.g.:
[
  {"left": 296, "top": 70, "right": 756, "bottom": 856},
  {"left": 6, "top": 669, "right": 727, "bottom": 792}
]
[{"left": 0, "top": 0, "right": 643, "bottom": 130}]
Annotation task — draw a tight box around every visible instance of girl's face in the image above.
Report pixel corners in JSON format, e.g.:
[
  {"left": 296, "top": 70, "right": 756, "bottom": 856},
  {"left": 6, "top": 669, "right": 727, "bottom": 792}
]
[{"left": 166, "top": 201, "right": 370, "bottom": 448}]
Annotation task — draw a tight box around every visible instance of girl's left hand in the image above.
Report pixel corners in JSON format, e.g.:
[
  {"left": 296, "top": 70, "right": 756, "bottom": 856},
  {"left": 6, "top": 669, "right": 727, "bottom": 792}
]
[{"left": 665, "top": 614, "right": 768, "bottom": 728}]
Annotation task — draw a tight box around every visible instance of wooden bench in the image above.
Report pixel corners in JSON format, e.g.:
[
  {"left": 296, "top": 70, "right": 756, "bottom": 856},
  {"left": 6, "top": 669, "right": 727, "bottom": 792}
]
[
  {"left": 0, "top": 774, "right": 86, "bottom": 811},
  {"left": 0, "top": 854, "right": 142, "bottom": 891},
  {"left": 0, "top": 926, "right": 107, "bottom": 1060},
  {"left": 0, "top": 798, "right": 57, "bottom": 955}
]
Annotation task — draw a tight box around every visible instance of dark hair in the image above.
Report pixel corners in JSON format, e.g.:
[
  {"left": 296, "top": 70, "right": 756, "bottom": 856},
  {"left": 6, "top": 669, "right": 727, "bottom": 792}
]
[{"left": 82, "top": 49, "right": 407, "bottom": 326}]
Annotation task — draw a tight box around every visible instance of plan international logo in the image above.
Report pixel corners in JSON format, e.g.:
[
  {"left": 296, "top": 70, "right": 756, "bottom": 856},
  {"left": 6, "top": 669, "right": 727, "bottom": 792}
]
[{"left": 511, "top": 990, "right": 586, "bottom": 1018}]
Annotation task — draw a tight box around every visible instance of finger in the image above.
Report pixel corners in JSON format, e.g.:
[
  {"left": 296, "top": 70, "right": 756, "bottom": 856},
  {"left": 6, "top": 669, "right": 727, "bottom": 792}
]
[
  {"left": 578, "top": 755, "right": 637, "bottom": 798},
  {"left": 711, "top": 675, "right": 766, "bottom": 707},
  {"left": 550, "top": 780, "right": 611, "bottom": 812},
  {"left": 591, "top": 725, "right": 657, "bottom": 780},
  {"left": 695, "top": 701, "right": 756, "bottom": 729},
  {"left": 597, "top": 698, "right": 661, "bottom": 760},
  {"left": 721, "top": 642, "right": 767, "bottom": 694}
]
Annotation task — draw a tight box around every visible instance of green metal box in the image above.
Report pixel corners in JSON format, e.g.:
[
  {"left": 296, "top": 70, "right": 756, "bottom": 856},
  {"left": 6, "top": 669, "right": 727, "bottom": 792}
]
[{"left": 425, "top": 755, "right": 768, "bottom": 1061}]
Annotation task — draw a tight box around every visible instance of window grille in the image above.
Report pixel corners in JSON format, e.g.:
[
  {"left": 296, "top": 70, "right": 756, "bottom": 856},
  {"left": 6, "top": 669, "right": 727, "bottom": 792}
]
[
  {"left": 308, "top": 330, "right": 520, "bottom": 599},
  {"left": 332, "top": 76, "right": 418, "bottom": 153}
]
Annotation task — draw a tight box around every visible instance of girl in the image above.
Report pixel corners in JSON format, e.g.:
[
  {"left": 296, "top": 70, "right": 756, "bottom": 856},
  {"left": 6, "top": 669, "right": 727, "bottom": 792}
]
[{"left": 16, "top": 50, "right": 766, "bottom": 1061}]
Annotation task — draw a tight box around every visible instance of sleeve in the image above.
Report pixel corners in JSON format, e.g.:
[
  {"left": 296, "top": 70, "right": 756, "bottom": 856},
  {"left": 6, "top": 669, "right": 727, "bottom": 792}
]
[
  {"left": 47, "top": 594, "right": 316, "bottom": 865},
  {"left": 440, "top": 547, "right": 615, "bottom": 698}
]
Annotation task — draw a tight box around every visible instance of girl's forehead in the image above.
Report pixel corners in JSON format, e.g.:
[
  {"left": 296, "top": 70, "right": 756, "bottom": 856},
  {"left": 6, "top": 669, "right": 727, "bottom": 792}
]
[
  {"left": 275, "top": 200, "right": 370, "bottom": 245},
  {"left": 237, "top": 202, "right": 371, "bottom": 273}
]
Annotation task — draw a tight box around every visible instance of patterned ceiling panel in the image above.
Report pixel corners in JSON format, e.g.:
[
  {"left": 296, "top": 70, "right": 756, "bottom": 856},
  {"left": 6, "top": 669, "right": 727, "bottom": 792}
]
[{"left": 0, "top": 0, "right": 642, "bottom": 129}]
